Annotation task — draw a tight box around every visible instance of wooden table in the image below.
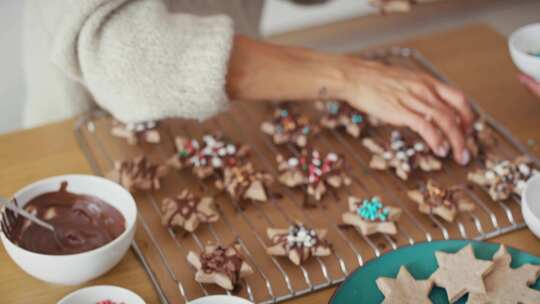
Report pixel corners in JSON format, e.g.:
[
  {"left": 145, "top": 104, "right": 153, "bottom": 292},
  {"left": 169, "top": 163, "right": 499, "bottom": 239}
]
[{"left": 1, "top": 24, "right": 539, "bottom": 304}]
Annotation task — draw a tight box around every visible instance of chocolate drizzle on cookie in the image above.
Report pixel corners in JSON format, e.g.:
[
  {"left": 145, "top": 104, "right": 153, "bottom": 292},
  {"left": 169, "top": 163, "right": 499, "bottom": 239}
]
[
  {"left": 108, "top": 155, "right": 168, "bottom": 192},
  {"left": 200, "top": 245, "right": 244, "bottom": 286},
  {"left": 161, "top": 190, "right": 219, "bottom": 232}
]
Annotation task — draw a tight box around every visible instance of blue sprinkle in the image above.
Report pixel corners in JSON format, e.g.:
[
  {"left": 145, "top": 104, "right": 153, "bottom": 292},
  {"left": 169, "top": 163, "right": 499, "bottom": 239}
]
[
  {"left": 351, "top": 114, "right": 363, "bottom": 124},
  {"left": 328, "top": 102, "right": 340, "bottom": 114},
  {"left": 302, "top": 126, "right": 310, "bottom": 134},
  {"left": 280, "top": 110, "right": 288, "bottom": 117}
]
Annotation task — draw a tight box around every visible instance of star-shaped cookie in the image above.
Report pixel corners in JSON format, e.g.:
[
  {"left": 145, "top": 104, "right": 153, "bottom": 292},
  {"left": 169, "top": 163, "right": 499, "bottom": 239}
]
[
  {"left": 407, "top": 180, "right": 475, "bottom": 222},
  {"left": 363, "top": 131, "right": 441, "bottom": 180},
  {"left": 107, "top": 155, "right": 168, "bottom": 192},
  {"left": 315, "top": 100, "right": 368, "bottom": 138},
  {"left": 276, "top": 149, "right": 351, "bottom": 204},
  {"left": 266, "top": 223, "right": 332, "bottom": 265},
  {"left": 261, "top": 107, "right": 319, "bottom": 147},
  {"left": 216, "top": 162, "right": 273, "bottom": 203},
  {"left": 161, "top": 190, "right": 219, "bottom": 232},
  {"left": 168, "top": 134, "right": 250, "bottom": 180},
  {"left": 376, "top": 266, "right": 433, "bottom": 304},
  {"left": 468, "top": 155, "right": 538, "bottom": 201},
  {"left": 342, "top": 196, "right": 401, "bottom": 235},
  {"left": 110, "top": 119, "right": 160, "bottom": 145},
  {"left": 431, "top": 244, "right": 494, "bottom": 303},
  {"left": 468, "top": 245, "right": 540, "bottom": 304},
  {"left": 187, "top": 243, "right": 254, "bottom": 291}
]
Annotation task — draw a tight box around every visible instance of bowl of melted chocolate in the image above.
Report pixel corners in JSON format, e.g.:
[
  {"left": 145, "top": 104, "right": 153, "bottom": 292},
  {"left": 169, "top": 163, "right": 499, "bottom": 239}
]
[{"left": 1, "top": 175, "right": 137, "bottom": 285}]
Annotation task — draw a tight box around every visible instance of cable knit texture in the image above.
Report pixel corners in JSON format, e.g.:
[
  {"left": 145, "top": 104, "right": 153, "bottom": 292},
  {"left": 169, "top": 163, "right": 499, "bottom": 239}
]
[{"left": 23, "top": 0, "right": 263, "bottom": 127}]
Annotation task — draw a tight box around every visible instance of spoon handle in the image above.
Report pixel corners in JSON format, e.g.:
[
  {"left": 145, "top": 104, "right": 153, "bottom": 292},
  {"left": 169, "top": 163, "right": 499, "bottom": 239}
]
[{"left": 0, "top": 197, "right": 55, "bottom": 232}]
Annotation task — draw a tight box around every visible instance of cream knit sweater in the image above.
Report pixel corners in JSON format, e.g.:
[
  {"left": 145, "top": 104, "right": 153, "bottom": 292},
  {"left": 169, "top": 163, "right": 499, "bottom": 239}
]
[{"left": 23, "top": 0, "right": 263, "bottom": 127}]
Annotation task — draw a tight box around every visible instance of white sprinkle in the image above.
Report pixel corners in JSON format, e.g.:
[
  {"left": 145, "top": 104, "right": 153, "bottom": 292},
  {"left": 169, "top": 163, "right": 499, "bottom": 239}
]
[
  {"left": 211, "top": 157, "right": 223, "bottom": 167},
  {"left": 312, "top": 151, "right": 320, "bottom": 158},
  {"left": 313, "top": 159, "right": 321, "bottom": 166},
  {"left": 287, "top": 158, "right": 299, "bottom": 167},
  {"left": 135, "top": 123, "right": 145, "bottom": 132},
  {"left": 485, "top": 171, "right": 496, "bottom": 180},
  {"left": 146, "top": 121, "right": 156, "bottom": 129},
  {"left": 391, "top": 140, "right": 405, "bottom": 150},
  {"left": 516, "top": 180, "right": 527, "bottom": 193},
  {"left": 217, "top": 148, "right": 227, "bottom": 156},
  {"left": 414, "top": 142, "right": 425, "bottom": 152},
  {"left": 519, "top": 164, "right": 531, "bottom": 176},
  {"left": 226, "top": 144, "right": 236, "bottom": 154},
  {"left": 308, "top": 175, "right": 317, "bottom": 183},
  {"left": 327, "top": 153, "right": 338, "bottom": 162},
  {"left": 383, "top": 152, "right": 393, "bottom": 160},
  {"left": 396, "top": 151, "right": 407, "bottom": 160},
  {"left": 474, "top": 121, "right": 484, "bottom": 131},
  {"left": 494, "top": 164, "right": 508, "bottom": 176},
  {"left": 406, "top": 149, "right": 415, "bottom": 157},
  {"left": 191, "top": 140, "right": 200, "bottom": 149}
]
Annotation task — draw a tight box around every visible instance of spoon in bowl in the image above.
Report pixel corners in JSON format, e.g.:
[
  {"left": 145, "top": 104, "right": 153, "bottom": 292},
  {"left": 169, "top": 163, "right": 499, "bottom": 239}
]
[{"left": 0, "top": 196, "right": 55, "bottom": 232}]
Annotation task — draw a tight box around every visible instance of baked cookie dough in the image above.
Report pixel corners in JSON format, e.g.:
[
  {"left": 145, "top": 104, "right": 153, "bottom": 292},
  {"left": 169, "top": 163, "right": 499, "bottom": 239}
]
[
  {"left": 363, "top": 130, "right": 441, "bottom": 180},
  {"left": 110, "top": 119, "right": 160, "bottom": 145},
  {"left": 107, "top": 155, "right": 168, "bottom": 192},
  {"left": 266, "top": 223, "right": 332, "bottom": 265},
  {"left": 407, "top": 180, "right": 475, "bottom": 222},
  {"left": 468, "top": 155, "right": 538, "bottom": 201},
  {"left": 187, "top": 243, "right": 254, "bottom": 291},
  {"left": 342, "top": 196, "right": 402, "bottom": 235},
  {"left": 315, "top": 100, "right": 368, "bottom": 138},
  {"left": 261, "top": 107, "right": 319, "bottom": 147},
  {"left": 161, "top": 190, "right": 219, "bottom": 232},
  {"left": 276, "top": 149, "right": 351, "bottom": 203}
]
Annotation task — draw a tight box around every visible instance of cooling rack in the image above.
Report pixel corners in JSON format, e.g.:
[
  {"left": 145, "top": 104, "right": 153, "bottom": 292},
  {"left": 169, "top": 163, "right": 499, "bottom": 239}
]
[{"left": 74, "top": 48, "right": 540, "bottom": 304}]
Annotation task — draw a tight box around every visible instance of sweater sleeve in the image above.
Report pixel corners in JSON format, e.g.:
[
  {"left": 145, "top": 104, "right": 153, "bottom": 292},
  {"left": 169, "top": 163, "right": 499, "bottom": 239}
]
[{"left": 51, "top": 0, "right": 234, "bottom": 123}]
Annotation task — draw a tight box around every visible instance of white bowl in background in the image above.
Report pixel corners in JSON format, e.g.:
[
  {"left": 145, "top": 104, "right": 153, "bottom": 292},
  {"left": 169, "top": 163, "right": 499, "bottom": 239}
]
[
  {"left": 189, "top": 295, "right": 254, "bottom": 304},
  {"left": 58, "top": 285, "right": 145, "bottom": 304},
  {"left": 509, "top": 23, "right": 540, "bottom": 81},
  {"left": 0, "top": 175, "right": 137, "bottom": 285},
  {"left": 522, "top": 174, "right": 540, "bottom": 239}
]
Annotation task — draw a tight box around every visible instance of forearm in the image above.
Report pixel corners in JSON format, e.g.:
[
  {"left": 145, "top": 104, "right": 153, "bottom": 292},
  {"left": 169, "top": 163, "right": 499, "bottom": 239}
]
[{"left": 226, "top": 35, "right": 348, "bottom": 102}]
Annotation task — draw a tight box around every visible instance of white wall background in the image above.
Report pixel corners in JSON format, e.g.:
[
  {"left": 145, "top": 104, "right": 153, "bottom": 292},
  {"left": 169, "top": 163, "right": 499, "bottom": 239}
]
[{"left": 0, "top": 1, "right": 24, "bottom": 133}]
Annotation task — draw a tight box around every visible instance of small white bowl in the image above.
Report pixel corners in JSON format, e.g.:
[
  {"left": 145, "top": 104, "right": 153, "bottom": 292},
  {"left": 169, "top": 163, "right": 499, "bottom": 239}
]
[
  {"left": 0, "top": 175, "right": 137, "bottom": 285},
  {"left": 58, "top": 285, "right": 145, "bottom": 304},
  {"left": 509, "top": 23, "right": 540, "bottom": 81},
  {"left": 189, "top": 295, "right": 253, "bottom": 304},
  {"left": 522, "top": 174, "right": 540, "bottom": 238}
]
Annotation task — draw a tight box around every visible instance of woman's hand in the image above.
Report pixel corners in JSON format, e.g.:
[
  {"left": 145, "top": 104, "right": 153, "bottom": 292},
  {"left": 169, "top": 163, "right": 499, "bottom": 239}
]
[{"left": 338, "top": 58, "right": 475, "bottom": 165}]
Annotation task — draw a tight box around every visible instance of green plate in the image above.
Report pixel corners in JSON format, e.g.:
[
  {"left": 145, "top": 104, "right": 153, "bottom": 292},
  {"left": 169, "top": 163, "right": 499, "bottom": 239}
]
[{"left": 330, "top": 240, "right": 540, "bottom": 304}]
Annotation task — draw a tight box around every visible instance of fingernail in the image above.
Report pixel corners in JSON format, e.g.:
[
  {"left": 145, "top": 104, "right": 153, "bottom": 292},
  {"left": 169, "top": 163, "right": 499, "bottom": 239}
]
[
  {"left": 436, "top": 142, "right": 450, "bottom": 158},
  {"left": 459, "top": 149, "right": 470, "bottom": 166}
]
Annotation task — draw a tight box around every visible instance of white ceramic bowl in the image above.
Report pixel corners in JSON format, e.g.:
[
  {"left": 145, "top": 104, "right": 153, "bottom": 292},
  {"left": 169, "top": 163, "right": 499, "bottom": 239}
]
[
  {"left": 58, "top": 285, "right": 145, "bottom": 304},
  {"left": 0, "top": 175, "right": 137, "bottom": 285},
  {"left": 189, "top": 295, "right": 253, "bottom": 304},
  {"left": 509, "top": 23, "right": 540, "bottom": 81},
  {"left": 522, "top": 174, "right": 540, "bottom": 239}
]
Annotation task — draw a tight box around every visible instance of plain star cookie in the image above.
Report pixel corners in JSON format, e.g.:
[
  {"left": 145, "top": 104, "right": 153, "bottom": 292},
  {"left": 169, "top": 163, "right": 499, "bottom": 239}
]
[
  {"left": 468, "top": 245, "right": 540, "bottom": 304},
  {"left": 187, "top": 243, "right": 254, "bottom": 291},
  {"left": 407, "top": 180, "right": 475, "bottom": 222},
  {"left": 431, "top": 244, "right": 494, "bottom": 303},
  {"left": 376, "top": 266, "right": 434, "bottom": 304},
  {"left": 342, "top": 196, "right": 402, "bottom": 235}
]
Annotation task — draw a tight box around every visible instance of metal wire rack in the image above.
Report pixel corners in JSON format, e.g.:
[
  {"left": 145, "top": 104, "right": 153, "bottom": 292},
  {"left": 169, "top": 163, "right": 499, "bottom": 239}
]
[{"left": 74, "top": 48, "right": 539, "bottom": 304}]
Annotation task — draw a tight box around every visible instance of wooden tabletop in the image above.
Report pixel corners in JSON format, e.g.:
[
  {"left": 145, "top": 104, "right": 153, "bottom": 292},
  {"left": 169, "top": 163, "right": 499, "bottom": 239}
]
[{"left": 1, "top": 24, "right": 539, "bottom": 304}]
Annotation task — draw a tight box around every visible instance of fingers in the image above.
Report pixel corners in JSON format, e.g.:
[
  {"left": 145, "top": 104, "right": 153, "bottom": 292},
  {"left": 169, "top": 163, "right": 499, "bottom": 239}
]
[
  {"left": 398, "top": 92, "right": 469, "bottom": 165},
  {"left": 425, "top": 78, "right": 475, "bottom": 132},
  {"left": 518, "top": 74, "right": 540, "bottom": 97},
  {"left": 399, "top": 110, "right": 446, "bottom": 157}
]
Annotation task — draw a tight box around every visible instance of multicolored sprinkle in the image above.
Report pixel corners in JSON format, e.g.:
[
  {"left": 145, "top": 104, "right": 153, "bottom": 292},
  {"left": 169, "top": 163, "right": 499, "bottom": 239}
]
[{"left": 357, "top": 197, "right": 390, "bottom": 222}]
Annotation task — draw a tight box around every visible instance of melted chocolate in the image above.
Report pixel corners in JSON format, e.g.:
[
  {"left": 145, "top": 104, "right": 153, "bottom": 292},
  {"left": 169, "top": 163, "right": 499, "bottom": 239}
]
[{"left": 11, "top": 182, "right": 125, "bottom": 255}]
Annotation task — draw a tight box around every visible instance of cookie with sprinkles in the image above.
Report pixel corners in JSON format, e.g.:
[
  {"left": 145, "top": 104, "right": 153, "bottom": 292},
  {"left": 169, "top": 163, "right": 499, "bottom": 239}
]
[
  {"left": 342, "top": 196, "right": 402, "bottom": 235},
  {"left": 110, "top": 119, "right": 160, "bottom": 145},
  {"left": 276, "top": 149, "right": 351, "bottom": 203},
  {"left": 161, "top": 189, "right": 219, "bottom": 232},
  {"left": 168, "top": 134, "right": 250, "bottom": 180},
  {"left": 216, "top": 162, "right": 274, "bottom": 203},
  {"left": 315, "top": 100, "right": 369, "bottom": 138},
  {"left": 260, "top": 107, "right": 319, "bottom": 147},
  {"left": 408, "top": 180, "right": 475, "bottom": 222},
  {"left": 266, "top": 223, "right": 332, "bottom": 265},
  {"left": 468, "top": 155, "right": 539, "bottom": 201},
  {"left": 466, "top": 120, "right": 498, "bottom": 159},
  {"left": 363, "top": 130, "right": 442, "bottom": 180},
  {"left": 187, "top": 243, "right": 254, "bottom": 291}
]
